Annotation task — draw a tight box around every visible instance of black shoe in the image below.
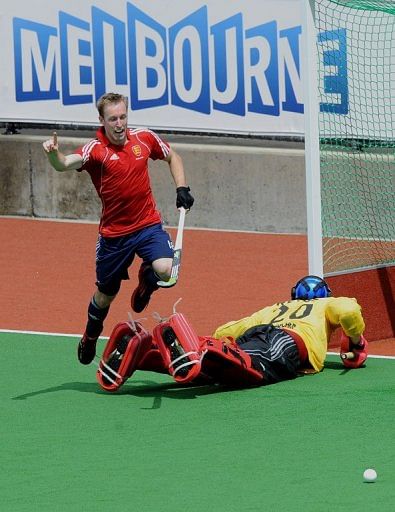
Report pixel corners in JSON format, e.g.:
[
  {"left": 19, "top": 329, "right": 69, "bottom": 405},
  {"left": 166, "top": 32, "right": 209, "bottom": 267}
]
[
  {"left": 131, "top": 263, "right": 158, "bottom": 313},
  {"left": 78, "top": 333, "right": 98, "bottom": 365}
]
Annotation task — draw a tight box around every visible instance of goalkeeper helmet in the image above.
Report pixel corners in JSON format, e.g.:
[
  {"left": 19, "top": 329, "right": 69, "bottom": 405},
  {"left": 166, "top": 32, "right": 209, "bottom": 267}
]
[{"left": 291, "top": 275, "right": 332, "bottom": 300}]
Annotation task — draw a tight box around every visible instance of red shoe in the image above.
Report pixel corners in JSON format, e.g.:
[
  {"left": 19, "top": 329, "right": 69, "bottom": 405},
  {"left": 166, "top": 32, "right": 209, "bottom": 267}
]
[
  {"left": 77, "top": 333, "right": 98, "bottom": 365},
  {"left": 131, "top": 263, "right": 158, "bottom": 313}
]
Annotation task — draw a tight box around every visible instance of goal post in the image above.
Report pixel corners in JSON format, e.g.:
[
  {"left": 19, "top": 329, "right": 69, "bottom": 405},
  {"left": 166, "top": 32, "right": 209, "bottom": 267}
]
[
  {"left": 302, "top": 0, "right": 395, "bottom": 341},
  {"left": 301, "top": 0, "right": 324, "bottom": 277}
]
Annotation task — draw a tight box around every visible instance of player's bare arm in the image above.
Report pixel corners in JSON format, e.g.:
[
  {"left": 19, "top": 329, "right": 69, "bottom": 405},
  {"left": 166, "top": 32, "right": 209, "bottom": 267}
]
[
  {"left": 165, "top": 148, "right": 194, "bottom": 211},
  {"left": 43, "top": 132, "right": 83, "bottom": 172},
  {"left": 165, "top": 147, "right": 186, "bottom": 187}
]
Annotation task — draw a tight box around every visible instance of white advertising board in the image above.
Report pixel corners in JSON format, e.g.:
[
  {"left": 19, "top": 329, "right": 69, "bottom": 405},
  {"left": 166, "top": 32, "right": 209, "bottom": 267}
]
[
  {"left": 1, "top": 0, "right": 390, "bottom": 137},
  {"left": 0, "top": 0, "right": 306, "bottom": 135}
]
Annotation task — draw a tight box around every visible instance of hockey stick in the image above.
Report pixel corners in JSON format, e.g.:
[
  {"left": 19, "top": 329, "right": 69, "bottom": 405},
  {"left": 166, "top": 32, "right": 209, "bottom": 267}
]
[
  {"left": 157, "top": 208, "right": 186, "bottom": 288},
  {"left": 340, "top": 352, "right": 355, "bottom": 361}
]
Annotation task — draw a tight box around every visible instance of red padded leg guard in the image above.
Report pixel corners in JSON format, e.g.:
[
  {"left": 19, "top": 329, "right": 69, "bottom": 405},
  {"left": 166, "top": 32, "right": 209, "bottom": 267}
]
[
  {"left": 152, "top": 313, "right": 202, "bottom": 383},
  {"left": 199, "top": 337, "right": 264, "bottom": 386},
  {"left": 138, "top": 345, "right": 168, "bottom": 374},
  {"left": 96, "top": 322, "right": 152, "bottom": 392}
]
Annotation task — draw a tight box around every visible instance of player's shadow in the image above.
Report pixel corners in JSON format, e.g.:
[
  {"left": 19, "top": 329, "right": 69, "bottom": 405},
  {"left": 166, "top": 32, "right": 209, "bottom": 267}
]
[
  {"left": 11, "top": 360, "right": 361, "bottom": 402},
  {"left": 324, "top": 361, "right": 347, "bottom": 370},
  {"left": 121, "top": 379, "right": 243, "bottom": 404},
  {"left": 323, "top": 360, "right": 366, "bottom": 374},
  {"left": 11, "top": 381, "right": 101, "bottom": 400},
  {"left": 10, "top": 379, "right": 237, "bottom": 402}
]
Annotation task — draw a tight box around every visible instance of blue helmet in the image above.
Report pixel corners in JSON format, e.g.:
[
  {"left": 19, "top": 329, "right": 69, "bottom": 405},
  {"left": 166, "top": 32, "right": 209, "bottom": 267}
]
[{"left": 291, "top": 275, "right": 332, "bottom": 300}]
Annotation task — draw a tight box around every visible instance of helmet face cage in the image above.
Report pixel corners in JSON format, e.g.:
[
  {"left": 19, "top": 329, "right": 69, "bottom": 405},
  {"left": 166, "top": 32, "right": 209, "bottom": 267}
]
[{"left": 291, "top": 275, "right": 332, "bottom": 300}]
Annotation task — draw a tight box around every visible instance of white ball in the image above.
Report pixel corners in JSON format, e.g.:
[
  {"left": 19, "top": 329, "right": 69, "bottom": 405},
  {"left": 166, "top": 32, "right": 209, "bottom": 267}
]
[{"left": 363, "top": 468, "right": 377, "bottom": 483}]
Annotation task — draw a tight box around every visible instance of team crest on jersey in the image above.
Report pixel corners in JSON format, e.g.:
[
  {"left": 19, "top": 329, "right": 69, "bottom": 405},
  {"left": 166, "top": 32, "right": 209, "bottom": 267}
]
[{"left": 132, "top": 145, "right": 142, "bottom": 157}]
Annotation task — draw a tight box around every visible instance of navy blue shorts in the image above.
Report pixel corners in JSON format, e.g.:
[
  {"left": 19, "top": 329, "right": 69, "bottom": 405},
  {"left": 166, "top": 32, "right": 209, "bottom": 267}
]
[{"left": 95, "top": 223, "right": 174, "bottom": 295}]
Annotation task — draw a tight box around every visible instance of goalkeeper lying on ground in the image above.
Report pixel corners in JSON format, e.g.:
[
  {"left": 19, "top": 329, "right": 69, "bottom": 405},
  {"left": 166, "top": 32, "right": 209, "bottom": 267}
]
[{"left": 95, "top": 275, "right": 368, "bottom": 392}]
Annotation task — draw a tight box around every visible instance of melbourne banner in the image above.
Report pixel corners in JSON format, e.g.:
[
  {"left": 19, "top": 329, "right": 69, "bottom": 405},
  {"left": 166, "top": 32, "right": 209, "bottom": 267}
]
[{"left": 0, "top": 0, "right": 348, "bottom": 136}]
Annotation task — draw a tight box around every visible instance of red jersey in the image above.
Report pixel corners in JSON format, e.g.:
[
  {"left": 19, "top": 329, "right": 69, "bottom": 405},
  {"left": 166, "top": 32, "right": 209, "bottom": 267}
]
[{"left": 75, "top": 127, "right": 170, "bottom": 237}]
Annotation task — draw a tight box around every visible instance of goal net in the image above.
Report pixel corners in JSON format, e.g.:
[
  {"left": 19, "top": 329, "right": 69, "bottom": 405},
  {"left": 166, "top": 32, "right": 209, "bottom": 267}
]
[{"left": 309, "top": 0, "right": 395, "bottom": 275}]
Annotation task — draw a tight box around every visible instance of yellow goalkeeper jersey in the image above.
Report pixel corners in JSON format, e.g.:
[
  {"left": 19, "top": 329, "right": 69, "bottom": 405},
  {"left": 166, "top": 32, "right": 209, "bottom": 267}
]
[{"left": 213, "top": 297, "right": 365, "bottom": 372}]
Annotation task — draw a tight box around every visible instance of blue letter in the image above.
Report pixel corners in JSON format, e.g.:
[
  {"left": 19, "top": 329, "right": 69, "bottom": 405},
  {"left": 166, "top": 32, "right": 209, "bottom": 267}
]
[
  {"left": 92, "top": 7, "right": 128, "bottom": 102},
  {"left": 13, "top": 18, "right": 59, "bottom": 102},
  {"left": 246, "top": 21, "right": 279, "bottom": 116},
  {"left": 59, "top": 11, "right": 93, "bottom": 105},
  {"left": 211, "top": 13, "right": 245, "bottom": 116},
  {"left": 280, "top": 26, "right": 303, "bottom": 114},
  {"left": 127, "top": 3, "right": 168, "bottom": 110},
  {"left": 319, "top": 28, "right": 348, "bottom": 114},
  {"left": 169, "top": 7, "right": 210, "bottom": 114}
]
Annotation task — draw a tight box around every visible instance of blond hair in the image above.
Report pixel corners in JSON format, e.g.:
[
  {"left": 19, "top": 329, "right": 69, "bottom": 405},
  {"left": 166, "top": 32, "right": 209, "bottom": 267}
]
[{"left": 96, "top": 93, "right": 128, "bottom": 117}]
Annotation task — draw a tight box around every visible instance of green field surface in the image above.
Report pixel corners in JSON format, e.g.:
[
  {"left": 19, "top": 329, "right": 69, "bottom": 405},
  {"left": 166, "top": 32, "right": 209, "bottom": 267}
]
[{"left": 1, "top": 332, "right": 394, "bottom": 512}]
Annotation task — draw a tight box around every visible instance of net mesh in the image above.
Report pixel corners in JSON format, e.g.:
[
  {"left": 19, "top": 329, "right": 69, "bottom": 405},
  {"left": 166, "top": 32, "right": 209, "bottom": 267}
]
[
  {"left": 329, "top": 1, "right": 395, "bottom": 15},
  {"left": 315, "top": 0, "right": 395, "bottom": 274}
]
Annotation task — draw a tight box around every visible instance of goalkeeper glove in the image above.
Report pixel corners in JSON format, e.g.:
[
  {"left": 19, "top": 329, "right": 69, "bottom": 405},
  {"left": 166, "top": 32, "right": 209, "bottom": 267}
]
[{"left": 340, "top": 332, "right": 368, "bottom": 368}]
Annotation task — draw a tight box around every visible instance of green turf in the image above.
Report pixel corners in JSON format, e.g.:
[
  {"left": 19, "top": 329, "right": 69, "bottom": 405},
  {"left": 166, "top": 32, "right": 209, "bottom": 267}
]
[{"left": 1, "top": 332, "right": 394, "bottom": 512}]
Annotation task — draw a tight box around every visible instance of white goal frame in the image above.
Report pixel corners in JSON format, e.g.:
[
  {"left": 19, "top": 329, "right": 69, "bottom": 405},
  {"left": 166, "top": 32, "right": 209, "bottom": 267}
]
[{"left": 301, "top": 0, "right": 324, "bottom": 277}]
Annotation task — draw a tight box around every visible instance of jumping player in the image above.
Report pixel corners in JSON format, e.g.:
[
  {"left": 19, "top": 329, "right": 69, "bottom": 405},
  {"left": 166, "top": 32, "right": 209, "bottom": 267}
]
[
  {"left": 43, "top": 92, "right": 194, "bottom": 366},
  {"left": 96, "top": 275, "right": 368, "bottom": 392}
]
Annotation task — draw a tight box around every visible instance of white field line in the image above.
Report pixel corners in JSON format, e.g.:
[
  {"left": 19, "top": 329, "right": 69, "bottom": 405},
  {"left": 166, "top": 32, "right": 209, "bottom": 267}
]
[
  {"left": 326, "top": 351, "right": 395, "bottom": 361},
  {"left": 0, "top": 329, "right": 394, "bottom": 360},
  {"left": 3, "top": 215, "right": 394, "bottom": 240},
  {"left": 0, "top": 328, "right": 109, "bottom": 340},
  {"left": 0, "top": 214, "right": 303, "bottom": 236}
]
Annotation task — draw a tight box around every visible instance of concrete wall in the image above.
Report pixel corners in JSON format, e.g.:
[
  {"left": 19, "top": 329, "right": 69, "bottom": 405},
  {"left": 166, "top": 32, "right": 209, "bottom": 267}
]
[{"left": 0, "top": 134, "right": 307, "bottom": 233}]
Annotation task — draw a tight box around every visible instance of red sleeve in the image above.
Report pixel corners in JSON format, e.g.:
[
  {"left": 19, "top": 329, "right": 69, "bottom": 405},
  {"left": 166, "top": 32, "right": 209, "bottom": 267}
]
[
  {"left": 73, "top": 139, "right": 101, "bottom": 173},
  {"left": 137, "top": 130, "right": 170, "bottom": 161}
]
